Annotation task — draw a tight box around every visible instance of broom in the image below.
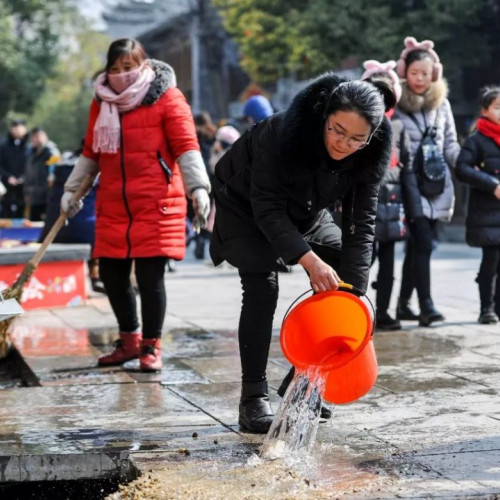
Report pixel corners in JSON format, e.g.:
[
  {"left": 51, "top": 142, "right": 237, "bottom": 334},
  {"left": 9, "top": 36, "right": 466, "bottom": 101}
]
[{"left": 0, "top": 176, "right": 94, "bottom": 358}]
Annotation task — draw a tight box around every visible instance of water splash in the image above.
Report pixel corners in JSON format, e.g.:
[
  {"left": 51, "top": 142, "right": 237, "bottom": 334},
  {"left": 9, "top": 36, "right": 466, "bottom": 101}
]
[{"left": 261, "top": 367, "right": 327, "bottom": 461}]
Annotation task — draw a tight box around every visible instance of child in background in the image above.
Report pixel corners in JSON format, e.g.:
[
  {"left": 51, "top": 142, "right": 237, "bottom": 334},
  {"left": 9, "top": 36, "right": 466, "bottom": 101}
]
[
  {"left": 361, "top": 60, "right": 419, "bottom": 330},
  {"left": 456, "top": 86, "right": 500, "bottom": 324}
]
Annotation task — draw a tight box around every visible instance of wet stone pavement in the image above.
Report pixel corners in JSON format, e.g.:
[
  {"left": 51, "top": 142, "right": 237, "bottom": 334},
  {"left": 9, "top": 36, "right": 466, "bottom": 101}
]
[{"left": 0, "top": 242, "right": 499, "bottom": 499}]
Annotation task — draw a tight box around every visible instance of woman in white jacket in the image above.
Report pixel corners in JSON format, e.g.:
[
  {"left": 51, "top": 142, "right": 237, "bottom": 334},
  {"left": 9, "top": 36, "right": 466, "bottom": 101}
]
[{"left": 393, "top": 37, "right": 461, "bottom": 326}]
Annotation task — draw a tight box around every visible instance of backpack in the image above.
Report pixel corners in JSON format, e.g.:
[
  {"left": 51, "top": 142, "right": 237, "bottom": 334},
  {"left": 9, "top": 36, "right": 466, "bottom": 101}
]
[{"left": 409, "top": 111, "right": 447, "bottom": 197}]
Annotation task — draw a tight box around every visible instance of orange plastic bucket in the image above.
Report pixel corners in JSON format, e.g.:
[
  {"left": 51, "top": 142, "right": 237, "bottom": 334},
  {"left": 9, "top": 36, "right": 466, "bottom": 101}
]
[{"left": 280, "top": 284, "right": 377, "bottom": 404}]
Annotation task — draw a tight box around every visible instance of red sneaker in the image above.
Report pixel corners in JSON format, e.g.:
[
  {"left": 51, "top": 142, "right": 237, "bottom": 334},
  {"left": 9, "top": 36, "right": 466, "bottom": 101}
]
[
  {"left": 140, "top": 338, "right": 162, "bottom": 372},
  {"left": 98, "top": 332, "right": 142, "bottom": 366}
]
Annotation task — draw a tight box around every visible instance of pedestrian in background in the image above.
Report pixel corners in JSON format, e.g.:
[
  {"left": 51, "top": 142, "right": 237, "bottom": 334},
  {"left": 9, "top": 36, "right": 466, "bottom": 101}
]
[
  {"left": 394, "top": 37, "right": 460, "bottom": 326},
  {"left": 0, "top": 119, "right": 29, "bottom": 218},
  {"left": 242, "top": 94, "right": 274, "bottom": 126},
  {"left": 361, "top": 60, "right": 418, "bottom": 330},
  {"left": 210, "top": 73, "right": 395, "bottom": 433},
  {"left": 61, "top": 38, "right": 211, "bottom": 372},
  {"left": 24, "top": 127, "right": 60, "bottom": 221},
  {"left": 192, "top": 112, "right": 217, "bottom": 260},
  {"left": 456, "top": 86, "right": 500, "bottom": 324}
]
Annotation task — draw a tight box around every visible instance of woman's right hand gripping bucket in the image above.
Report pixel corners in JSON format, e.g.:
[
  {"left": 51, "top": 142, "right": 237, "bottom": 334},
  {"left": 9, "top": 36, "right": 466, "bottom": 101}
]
[{"left": 280, "top": 283, "right": 377, "bottom": 404}]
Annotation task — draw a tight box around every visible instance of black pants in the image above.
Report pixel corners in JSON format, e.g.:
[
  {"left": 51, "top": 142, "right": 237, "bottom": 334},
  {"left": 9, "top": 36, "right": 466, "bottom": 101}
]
[
  {"left": 373, "top": 240, "right": 396, "bottom": 314},
  {"left": 477, "top": 246, "right": 500, "bottom": 313},
  {"left": 399, "top": 217, "right": 436, "bottom": 306},
  {"left": 99, "top": 257, "right": 167, "bottom": 339},
  {"left": 238, "top": 210, "right": 341, "bottom": 384}
]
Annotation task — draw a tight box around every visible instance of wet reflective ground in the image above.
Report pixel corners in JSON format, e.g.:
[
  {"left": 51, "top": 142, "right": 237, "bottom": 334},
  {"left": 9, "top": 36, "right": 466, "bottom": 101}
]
[{"left": 0, "top": 243, "right": 499, "bottom": 498}]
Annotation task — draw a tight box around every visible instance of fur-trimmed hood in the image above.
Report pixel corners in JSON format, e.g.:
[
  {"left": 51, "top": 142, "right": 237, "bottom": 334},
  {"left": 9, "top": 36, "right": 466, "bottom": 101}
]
[
  {"left": 397, "top": 79, "right": 448, "bottom": 114},
  {"left": 277, "top": 72, "right": 391, "bottom": 184},
  {"left": 142, "top": 59, "right": 177, "bottom": 105}
]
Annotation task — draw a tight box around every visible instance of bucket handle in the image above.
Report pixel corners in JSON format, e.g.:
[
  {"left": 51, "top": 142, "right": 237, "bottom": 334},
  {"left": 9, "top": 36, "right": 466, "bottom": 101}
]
[{"left": 282, "top": 282, "right": 376, "bottom": 336}]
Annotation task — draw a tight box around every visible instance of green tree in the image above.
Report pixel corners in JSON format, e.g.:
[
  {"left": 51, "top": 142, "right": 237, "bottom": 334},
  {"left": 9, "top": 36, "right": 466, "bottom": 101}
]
[
  {"left": 30, "top": 14, "right": 110, "bottom": 151},
  {"left": 213, "top": 0, "right": 492, "bottom": 84},
  {"left": 0, "top": 0, "right": 66, "bottom": 124}
]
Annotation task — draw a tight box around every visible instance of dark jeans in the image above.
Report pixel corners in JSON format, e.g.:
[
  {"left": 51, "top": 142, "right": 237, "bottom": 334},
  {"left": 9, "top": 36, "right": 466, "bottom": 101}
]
[
  {"left": 99, "top": 257, "right": 167, "bottom": 339},
  {"left": 238, "top": 210, "right": 341, "bottom": 384},
  {"left": 373, "top": 240, "right": 396, "bottom": 314},
  {"left": 477, "top": 246, "right": 500, "bottom": 312},
  {"left": 399, "top": 217, "right": 437, "bottom": 306}
]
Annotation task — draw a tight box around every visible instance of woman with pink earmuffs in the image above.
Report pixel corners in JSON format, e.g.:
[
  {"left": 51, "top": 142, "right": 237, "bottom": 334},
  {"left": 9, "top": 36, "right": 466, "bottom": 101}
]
[{"left": 393, "top": 37, "right": 461, "bottom": 327}]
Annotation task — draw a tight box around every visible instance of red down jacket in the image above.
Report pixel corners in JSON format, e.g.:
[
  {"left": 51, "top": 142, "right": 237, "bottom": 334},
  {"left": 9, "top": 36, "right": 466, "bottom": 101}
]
[{"left": 82, "top": 60, "right": 199, "bottom": 260}]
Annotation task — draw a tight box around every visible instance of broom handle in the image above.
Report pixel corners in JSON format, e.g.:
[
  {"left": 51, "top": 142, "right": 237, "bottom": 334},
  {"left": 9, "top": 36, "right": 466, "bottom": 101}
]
[{"left": 28, "top": 175, "right": 94, "bottom": 269}]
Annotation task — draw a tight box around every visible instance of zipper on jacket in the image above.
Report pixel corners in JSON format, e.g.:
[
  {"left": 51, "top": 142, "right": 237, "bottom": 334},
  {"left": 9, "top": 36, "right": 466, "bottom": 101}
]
[
  {"left": 157, "top": 151, "right": 172, "bottom": 184},
  {"left": 119, "top": 116, "right": 133, "bottom": 258}
]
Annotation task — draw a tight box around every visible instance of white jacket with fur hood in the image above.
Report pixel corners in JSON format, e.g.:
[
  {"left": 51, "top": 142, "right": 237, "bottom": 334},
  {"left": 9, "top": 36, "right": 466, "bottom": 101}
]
[{"left": 394, "top": 79, "right": 460, "bottom": 221}]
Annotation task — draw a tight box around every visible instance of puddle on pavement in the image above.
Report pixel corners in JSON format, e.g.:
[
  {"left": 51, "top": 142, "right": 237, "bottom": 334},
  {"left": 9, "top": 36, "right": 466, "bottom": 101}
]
[
  {"left": 375, "top": 332, "right": 461, "bottom": 366},
  {"left": 261, "top": 368, "right": 324, "bottom": 460}
]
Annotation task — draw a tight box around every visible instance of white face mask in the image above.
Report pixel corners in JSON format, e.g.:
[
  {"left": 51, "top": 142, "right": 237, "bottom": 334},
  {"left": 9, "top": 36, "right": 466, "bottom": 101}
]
[{"left": 107, "top": 66, "right": 142, "bottom": 94}]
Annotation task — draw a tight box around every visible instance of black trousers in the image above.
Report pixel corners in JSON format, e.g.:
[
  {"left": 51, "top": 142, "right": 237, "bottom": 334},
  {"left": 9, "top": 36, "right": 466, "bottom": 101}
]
[
  {"left": 238, "top": 210, "right": 341, "bottom": 384},
  {"left": 373, "top": 240, "right": 396, "bottom": 314},
  {"left": 99, "top": 257, "right": 168, "bottom": 339},
  {"left": 477, "top": 246, "right": 500, "bottom": 312},
  {"left": 399, "top": 217, "right": 437, "bottom": 306}
]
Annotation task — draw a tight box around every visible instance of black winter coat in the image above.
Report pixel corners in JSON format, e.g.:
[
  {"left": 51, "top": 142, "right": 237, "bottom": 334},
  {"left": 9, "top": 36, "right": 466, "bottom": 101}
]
[
  {"left": 210, "top": 73, "right": 392, "bottom": 292},
  {"left": 375, "top": 118, "right": 416, "bottom": 242},
  {"left": 0, "top": 133, "right": 28, "bottom": 182},
  {"left": 456, "top": 131, "right": 500, "bottom": 247}
]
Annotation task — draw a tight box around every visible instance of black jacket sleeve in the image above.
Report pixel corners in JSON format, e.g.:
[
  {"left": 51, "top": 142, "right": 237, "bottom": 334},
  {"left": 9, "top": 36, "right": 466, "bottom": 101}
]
[
  {"left": 456, "top": 135, "right": 500, "bottom": 193},
  {"left": 340, "top": 180, "right": 379, "bottom": 293},
  {"left": 250, "top": 121, "right": 312, "bottom": 264}
]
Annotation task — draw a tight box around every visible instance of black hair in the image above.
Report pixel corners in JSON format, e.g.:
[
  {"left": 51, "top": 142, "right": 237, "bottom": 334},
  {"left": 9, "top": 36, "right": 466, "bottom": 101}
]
[
  {"left": 323, "top": 80, "right": 396, "bottom": 132},
  {"left": 30, "top": 126, "right": 45, "bottom": 134},
  {"left": 194, "top": 112, "right": 213, "bottom": 127},
  {"left": 404, "top": 49, "right": 435, "bottom": 73},
  {"left": 105, "top": 38, "right": 147, "bottom": 72},
  {"left": 480, "top": 86, "right": 500, "bottom": 109}
]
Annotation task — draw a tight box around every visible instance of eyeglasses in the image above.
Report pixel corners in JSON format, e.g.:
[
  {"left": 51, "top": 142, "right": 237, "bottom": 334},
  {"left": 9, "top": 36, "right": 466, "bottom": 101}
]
[{"left": 326, "top": 122, "right": 372, "bottom": 150}]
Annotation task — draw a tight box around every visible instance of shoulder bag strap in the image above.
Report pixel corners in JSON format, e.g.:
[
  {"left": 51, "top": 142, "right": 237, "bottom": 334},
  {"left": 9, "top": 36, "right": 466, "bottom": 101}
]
[{"left": 407, "top": 113, "right": 426, "bottom": 136}]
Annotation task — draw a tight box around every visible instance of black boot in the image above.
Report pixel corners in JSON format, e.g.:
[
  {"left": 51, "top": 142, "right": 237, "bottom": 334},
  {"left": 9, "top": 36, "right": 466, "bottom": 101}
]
[
  {"left": 396, "top": 298, "right": 419, "bottom": 320},
  {"left": 239, "top": 381, "right": 274, "bottom": 434},
  {"left": 376, "top": 311, "right": 402, "bottom": 331},
  {"left": 419, "top": 298, "right": 445, "bottom": 326},
  {"left": 478, "top": 307, "right": 499, "bottom": 324},
  {"left": 278, "top": 367, "right": 332, "bottom": 420},
  {"left": 194, "top": 233, "right": 205, "bottom": 260}
]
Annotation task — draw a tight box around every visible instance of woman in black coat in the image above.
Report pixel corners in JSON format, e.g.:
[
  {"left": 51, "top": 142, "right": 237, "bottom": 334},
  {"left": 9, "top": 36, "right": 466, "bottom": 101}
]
[
  {"left": 210, "top": 73, "right": 395, "bottom": 433},
  {"left": 456, "top": 86, "right": 500, "bottom": 324}
]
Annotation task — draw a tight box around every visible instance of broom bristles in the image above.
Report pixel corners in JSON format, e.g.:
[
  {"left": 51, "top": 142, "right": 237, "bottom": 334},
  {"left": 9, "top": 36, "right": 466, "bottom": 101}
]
[{"left": 0, "top": 267, "right": 34, "bottom": 359}]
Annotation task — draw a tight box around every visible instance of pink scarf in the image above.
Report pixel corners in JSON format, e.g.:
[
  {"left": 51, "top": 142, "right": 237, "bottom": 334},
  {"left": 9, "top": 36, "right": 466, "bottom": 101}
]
[{"left": 92, "top": 65, "right": 155, "bottom": 154}]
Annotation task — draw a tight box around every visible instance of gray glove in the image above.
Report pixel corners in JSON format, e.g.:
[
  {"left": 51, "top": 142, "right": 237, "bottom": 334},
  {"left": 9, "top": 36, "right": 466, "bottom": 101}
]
[
  {"left": 60, "top": 192, "right": 83, "bottom": 218},
  {"left": 191, "top": 187, "right": 210, "bottom": 231}
]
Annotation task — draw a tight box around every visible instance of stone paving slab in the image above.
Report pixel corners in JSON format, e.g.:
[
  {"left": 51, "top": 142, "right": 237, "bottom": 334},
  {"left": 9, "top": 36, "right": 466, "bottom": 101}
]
[{"left": 1, "top": 243, "right": 500, "bottom": 498}]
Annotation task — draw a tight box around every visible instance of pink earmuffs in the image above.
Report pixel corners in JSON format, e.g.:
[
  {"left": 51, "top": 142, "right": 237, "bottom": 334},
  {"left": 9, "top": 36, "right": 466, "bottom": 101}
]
[
  {"left": 395, "top": 36, "right": 443, "bottom": 82},
  {"left": 361, "top": 60, "right": 402, "bottom": 102}
]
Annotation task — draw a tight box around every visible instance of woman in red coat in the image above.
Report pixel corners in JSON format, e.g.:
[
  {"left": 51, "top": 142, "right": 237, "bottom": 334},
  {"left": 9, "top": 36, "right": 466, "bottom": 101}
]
[{"left": 61, "top": 39, "right": 211, "bottom": 371}]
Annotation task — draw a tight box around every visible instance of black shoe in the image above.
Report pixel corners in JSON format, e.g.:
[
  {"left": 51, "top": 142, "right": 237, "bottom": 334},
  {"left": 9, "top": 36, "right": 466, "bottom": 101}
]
[
  {"left": 239, "top": 382, "right": 274, "bottom": 434},
  {"left": 320, "top": 405, "right": 332, "bottom": 420},
  {"left": 376, "top": 311, "right": 402, "bottom": 331},
  {"left": 194, "top": 235, "right": 205, "bottom": 260},
  {"left": 419, "top": 298, "right": 445, "bottom": 326},
  {"left": 396, "top": 298, "right": 419, "bottom": 321},
  {"left": 91, "top": 278, "right": 106, "bottom": 294},
  {"left": 478, "top": 308, "right": 499, "bottom": 324},
  {"left": 166, "top": 259, "right": 176, "bottom": 273}
]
